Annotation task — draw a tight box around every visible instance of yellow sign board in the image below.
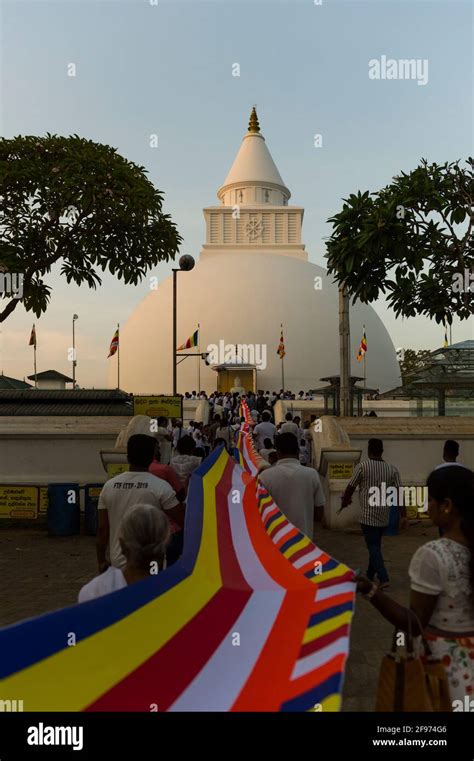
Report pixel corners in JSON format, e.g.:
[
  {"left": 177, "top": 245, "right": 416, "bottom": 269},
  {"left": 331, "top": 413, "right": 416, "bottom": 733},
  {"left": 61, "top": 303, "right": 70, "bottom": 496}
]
[
  {"left": 0, "top": 486, "right": 38, "bottom": 519},
  {"left": 107, "top": 463, "right": 129, "bottom": 479},
  {"left": 133, "top": 395, "right": 183, "bottom": 419},
  {"left": 406, "top": 505, "right": 419, "bottom": 521},
  {"left": 328, "top": 462, "right": 354, "bottom": 480},
  {"left": 402, "top": 485, "right": 430, "bottom": 520},
  {"left": 88, "top": 487, "right": 103, "bottom": 499}
]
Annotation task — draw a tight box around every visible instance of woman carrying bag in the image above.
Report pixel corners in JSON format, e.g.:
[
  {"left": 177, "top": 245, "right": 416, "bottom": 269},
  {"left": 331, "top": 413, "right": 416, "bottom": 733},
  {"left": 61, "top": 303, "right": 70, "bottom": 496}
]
[{"left": 356, "top": 465, "right": 474, "bottom": 711}]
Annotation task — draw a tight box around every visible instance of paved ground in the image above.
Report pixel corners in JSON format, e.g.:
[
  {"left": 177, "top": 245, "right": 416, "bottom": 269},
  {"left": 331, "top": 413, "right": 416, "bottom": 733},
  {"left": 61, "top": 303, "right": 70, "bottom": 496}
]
[{"left": 0, "top": 519, "right": 437, "bottom": 711}]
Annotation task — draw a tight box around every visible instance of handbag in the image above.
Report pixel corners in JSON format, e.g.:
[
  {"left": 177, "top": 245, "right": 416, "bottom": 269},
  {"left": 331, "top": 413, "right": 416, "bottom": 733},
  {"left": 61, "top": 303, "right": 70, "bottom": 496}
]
[
  {"left": 375, "top": 613, "right": 452, "bottom": 712},
  {"left": 421, "top": 636, "right": 452, "bottom": 712}
]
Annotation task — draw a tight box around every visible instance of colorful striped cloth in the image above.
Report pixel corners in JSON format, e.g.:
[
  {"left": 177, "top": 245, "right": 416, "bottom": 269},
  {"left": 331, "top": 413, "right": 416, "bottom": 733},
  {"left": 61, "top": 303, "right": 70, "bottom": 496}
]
[
  {"left": 107, "top": 328, "right": 119, "bottom": 358},
  {"left": 0, "top": 436, "right": 355, "bottom": 711},
  {"left": 239, "top": 398, "right": 253, "bottom": 431},
  {"left": 235, "top": 399, "right": 264, "bottom": 475},
  {"left": 177, "top": 329, "right": 199, "bottom": 351}
]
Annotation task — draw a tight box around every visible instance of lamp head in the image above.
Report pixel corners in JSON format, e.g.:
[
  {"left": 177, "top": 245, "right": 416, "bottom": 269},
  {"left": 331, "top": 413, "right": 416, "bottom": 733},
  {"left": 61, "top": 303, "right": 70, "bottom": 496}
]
[{"left": 178, "top": 255, "right": 195, "bottom": 272}]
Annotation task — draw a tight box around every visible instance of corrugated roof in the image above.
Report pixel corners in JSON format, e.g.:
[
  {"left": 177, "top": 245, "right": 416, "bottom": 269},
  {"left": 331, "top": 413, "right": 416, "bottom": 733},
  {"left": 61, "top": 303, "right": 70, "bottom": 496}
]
[
  {"left": 0, "top": 389, "right": 133, "bottom": 416},
  {"left": 0, "top": 389, "right": 131, "bottom": 401},
  {"left": 0, "top": 374, "right": 33, "bottom": 390},
  {"left": 0, "top": 402, "right": 132, "bottom": 416},
  {"left": 449, "top": 340, "right": 474, "bottom": 350}
]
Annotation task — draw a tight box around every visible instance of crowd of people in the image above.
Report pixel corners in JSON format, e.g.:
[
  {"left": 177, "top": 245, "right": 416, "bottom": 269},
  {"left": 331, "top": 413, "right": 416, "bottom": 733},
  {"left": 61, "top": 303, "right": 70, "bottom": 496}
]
[
  {"left": 150, "top": 407, "right": 316, "bottom": 466},
  {"left": 183, "top": 388, "right": 378, "bottom": 411},
  {"left": 184, "top": 389, "right": 321, "bottom": 406},
  {"left": 80, "top": 405, "right": 321, "bottom": 603},
  {"left": 78, "top": 403, "right": 474, "bottom": 709}
]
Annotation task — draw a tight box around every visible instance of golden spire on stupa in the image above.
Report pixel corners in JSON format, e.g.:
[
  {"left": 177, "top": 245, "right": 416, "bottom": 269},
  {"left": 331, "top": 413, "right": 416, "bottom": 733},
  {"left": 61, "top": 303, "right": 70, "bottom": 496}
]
[{"left": 248, "top": 106, "right": 260, "bottom": 133}]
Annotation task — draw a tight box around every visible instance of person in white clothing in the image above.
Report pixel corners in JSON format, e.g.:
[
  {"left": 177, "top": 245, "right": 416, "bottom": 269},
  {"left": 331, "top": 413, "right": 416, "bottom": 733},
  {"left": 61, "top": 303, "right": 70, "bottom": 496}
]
[
  {"left": 435, "top": 440, "right": 468, "bottom": 470},
  {"left": 214, "top": 421, "right": 234, "bottom": 449},
  {"left": 299, "top": 438, "right": 310, "bottom": 466},
  {"left": 356, "top": 466, "right": 474, "bottom": 705},
  {"left": 258, "top": 433, "right": 325, "bottom": 540},
  {"left": 253, "top": 411, "right": 276, "bottom": 450},
  {"left": 97, "top": 434, "right": 183, "bottom": 571},
  {"left": 259, "top": 437, "right": 276, "bottom": 463},
  {"left": 192, "top": 422, "right": 204, "bottom": 447},
  {"left": 172, "top": 419, "right": 184, "bottom": 450},
  {"left": 423, "top": 440, "right": 469, "bottom": 522},
  {"left": 171, "top": 435, "right": 202, "bottom": 490},
  {"left": 293, "top": 416, "right": 304, "bottom": 440},
  {"left": 155, "top": 416, "right": 173, "bottom": 464},
  {"left": 79, "top": 504, "right": 170, "bottom": 602},
  {"left": 279, "top": 412, "right": 299, "bottom": 437}
]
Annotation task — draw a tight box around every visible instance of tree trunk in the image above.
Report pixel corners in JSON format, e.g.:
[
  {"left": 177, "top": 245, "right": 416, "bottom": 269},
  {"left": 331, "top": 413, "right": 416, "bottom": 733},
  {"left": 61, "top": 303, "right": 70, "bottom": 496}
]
[{"left": 339, "top": 284, "right": 351, "bottom": 417}]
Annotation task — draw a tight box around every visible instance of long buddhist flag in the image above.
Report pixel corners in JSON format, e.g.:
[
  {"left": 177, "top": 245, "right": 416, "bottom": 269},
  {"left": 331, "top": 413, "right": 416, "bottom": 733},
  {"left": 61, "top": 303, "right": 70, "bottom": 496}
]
[
  {"left": 0, "top": 440, "right": 355, "bottom": 711},
  {"left": 28, "top": 325, "right": 36, "bottom": 348},
  {"left": 277, "top": 324, "right": 285, "bottom": 359},
  {"left": 177, "top": 329, "right": 199, "bottom": 351},
  {"left": 108, "top": 328, "right": 119, "bottom": 358},
  {"left": 356, "top": 327, "right": 367, "bottom": 362},
  {"left": 444, "top": 323, "right": 449, "bottom": 348},
  {"left": 239, "top": 397, "right": 253, "bottom": 432}
]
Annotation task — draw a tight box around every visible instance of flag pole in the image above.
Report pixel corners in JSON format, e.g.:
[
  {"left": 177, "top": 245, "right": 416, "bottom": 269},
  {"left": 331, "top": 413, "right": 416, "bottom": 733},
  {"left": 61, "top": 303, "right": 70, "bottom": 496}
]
[
  {"left": 33, "top": 324, "right": 37, "bottom": 388},
  {"left": 117, "top": 323, "right": 120, "bottom": 390},
  {"left": 197, "top": 323, "right": 200, "bottom": 393},
  {"left": 363, "top": 324, "right": 367, "bottom": 389},
  {"left": 281, "top": 323, "right": 285, "bottom": 391}
]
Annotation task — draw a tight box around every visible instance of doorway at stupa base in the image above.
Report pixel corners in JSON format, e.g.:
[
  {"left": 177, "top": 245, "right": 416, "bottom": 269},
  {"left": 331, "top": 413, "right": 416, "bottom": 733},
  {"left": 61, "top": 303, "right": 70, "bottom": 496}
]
[{"left": 213, "top": 366, "right": 256, "bottom": 394}]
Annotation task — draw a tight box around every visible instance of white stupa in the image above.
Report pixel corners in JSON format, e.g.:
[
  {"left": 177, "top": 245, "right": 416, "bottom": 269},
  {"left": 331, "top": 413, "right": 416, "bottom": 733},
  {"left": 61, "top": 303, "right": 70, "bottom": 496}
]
[{"left": 113, "top": 108, "right": 400, "bottom": 394}]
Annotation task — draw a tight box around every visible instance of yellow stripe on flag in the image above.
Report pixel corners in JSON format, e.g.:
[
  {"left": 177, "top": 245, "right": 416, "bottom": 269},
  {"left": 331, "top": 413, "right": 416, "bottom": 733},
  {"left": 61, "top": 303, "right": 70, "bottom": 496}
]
[{"left": 0, "top": 451, "right": 228, "bottom": 710}]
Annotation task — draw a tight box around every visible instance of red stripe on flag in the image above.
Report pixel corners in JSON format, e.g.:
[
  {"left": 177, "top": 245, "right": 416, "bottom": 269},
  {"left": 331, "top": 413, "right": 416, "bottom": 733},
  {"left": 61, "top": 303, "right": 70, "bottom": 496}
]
[
  {"left": 298, "top": 623, "right": 350, "bottom": 659},
  {"left": 85, "top": 586, "right": 251, "bottom": 711}
]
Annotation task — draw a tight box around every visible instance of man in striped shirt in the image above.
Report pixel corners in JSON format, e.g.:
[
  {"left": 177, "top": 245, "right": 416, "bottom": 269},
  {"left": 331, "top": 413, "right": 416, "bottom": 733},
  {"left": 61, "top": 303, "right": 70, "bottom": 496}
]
[{"left": 340, "top": 438, "right": 406, "bottom": 589}]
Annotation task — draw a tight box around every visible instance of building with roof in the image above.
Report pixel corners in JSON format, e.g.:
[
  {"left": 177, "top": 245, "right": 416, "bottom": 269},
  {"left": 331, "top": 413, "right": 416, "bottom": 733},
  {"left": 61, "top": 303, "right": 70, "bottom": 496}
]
[
  {"left": 0, "top": 373, "right": 33, "bottom": 390},
  {"left": 380, "top": 340, "right": 474, "bottom": 415},
  {"left": 112, "top": 108, "right": 400, "bottom": 395},
  {"left": 27, "top": 370, "right": 74, "bottom": 390}
]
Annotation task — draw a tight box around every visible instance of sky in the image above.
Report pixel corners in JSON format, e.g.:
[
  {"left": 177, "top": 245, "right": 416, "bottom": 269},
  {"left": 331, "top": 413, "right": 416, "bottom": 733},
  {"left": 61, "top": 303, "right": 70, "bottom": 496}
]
[{"left": 0, "top": 0, "right": 472, "bottom": 388}]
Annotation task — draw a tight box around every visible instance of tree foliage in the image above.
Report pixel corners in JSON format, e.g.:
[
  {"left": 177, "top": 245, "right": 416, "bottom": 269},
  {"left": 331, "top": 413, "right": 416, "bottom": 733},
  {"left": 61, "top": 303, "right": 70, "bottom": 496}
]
[
  {"left": 325, "top": 158, "right": 474, "bottom": 324},
  {"left": 0, "top": 135, "right": 182, "bottom": 322}
]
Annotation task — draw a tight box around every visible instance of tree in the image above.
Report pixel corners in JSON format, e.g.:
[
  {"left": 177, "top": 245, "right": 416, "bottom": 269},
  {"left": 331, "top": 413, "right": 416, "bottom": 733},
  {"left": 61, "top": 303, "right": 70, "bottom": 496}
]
[
  {"left": 325, "top": 158, "right": 474, "bottom": 325},
  {"left": 398, "top": 348, "right": 432, "bottom": 385},
  {"left": 0, "top": 135, "right": 182, "bottom": 322}
]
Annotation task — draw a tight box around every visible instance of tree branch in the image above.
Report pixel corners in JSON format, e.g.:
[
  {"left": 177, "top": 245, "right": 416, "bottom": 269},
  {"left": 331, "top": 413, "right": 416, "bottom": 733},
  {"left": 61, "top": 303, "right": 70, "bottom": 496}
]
[{"left": 0, "top": 297, "right": 19, "bottom": 323}]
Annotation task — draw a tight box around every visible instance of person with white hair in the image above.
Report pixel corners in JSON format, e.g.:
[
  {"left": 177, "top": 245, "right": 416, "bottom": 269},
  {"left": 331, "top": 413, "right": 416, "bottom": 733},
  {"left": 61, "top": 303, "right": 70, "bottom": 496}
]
[{"left": 79, "top": 504, "right": 170, "bottom": 602}]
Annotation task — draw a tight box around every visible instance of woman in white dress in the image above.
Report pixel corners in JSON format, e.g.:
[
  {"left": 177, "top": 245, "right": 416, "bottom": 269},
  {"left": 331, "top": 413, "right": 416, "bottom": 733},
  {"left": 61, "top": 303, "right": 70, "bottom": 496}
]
[
  {"left": 78, "top": 504, "right": 170, "bottom": 602},
  {"left": 356, "top": 465, "right": 474, "bottom": 705}
]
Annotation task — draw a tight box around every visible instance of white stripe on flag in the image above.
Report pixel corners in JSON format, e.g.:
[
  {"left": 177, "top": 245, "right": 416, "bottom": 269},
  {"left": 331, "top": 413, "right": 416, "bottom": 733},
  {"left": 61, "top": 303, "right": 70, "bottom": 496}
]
[
  {"left": 316, "top": 581, "right": 355, "bottom": 601},
  {"left": 291, "top": 636, "right": 348, "bottom": 680},
  {"left": 271, "top": 522, "right": 294, "bottom": 544},
  {"left": 293, "top": 547, "right": 324, "bottom": 569}
]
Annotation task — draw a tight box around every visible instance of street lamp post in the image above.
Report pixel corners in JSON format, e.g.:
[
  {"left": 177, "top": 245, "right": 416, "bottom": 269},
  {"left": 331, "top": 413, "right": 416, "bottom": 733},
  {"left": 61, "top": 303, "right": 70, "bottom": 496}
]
[
  {"left": 72, "top": 314, "right": 78, "bottom": 389},
  {"left": 172, "top": 255, "right": 195, "bottom": 395}
]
